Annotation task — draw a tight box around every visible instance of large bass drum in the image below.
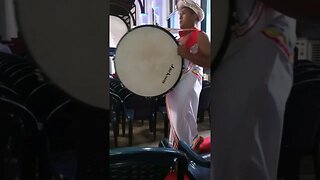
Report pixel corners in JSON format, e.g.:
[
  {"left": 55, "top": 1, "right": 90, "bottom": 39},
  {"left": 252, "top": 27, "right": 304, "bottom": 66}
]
[
  {"left": 114, "top": 25, "right": 183, "bottom": 97},
  {"left": 14, "top": 0, "right": 108, "bottom": 110}
]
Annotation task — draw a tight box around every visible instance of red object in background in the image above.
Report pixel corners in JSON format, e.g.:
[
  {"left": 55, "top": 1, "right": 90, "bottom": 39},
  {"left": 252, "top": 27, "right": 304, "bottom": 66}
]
[
  {"left": 165, "top": 171, "right": 189, "bottom": 180},
  {"left": 8, "top": 37, "right": 28, "bottom": 55},
  {"left": 111, "top": 73, "right": 118, "bottom": 79},
  {"left": 198, "top": 136, "right": 211, "bottom": 154}
]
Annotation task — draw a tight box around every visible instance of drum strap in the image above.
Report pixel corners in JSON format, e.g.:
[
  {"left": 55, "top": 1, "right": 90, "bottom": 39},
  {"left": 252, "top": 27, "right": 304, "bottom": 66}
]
[{"left": 211, "top": 0, "right": 236, "bottom": 75}]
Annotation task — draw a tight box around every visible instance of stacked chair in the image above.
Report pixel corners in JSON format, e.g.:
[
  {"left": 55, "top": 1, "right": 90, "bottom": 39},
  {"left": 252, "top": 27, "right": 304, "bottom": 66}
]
[
  {"left": 0, "top": 52, "right": 89, "bottom": 180},
  {"left": 197, "top": 80, "right": 212, "bottom": 123},
  {"left": 0, "top": 52, "right": 41, "bottom": 180},
  {"left": 278, "top": 59, "right": 320, "bottom": 180},
  {"left": 294, "top": 59, "right": 320, "bottom": 83},
  {"left": 109, "top": 75, "right": 158, "bottom": 146}
]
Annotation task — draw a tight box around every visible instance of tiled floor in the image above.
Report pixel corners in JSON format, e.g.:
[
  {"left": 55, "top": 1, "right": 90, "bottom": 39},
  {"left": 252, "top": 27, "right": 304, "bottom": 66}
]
[{"left": 109, "top": 112, "right": 211, "bottom": 148}]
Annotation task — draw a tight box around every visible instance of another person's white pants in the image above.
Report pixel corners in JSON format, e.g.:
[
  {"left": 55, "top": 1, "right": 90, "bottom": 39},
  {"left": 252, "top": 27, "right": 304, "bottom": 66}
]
[{"left": 211, "top": 32, "right": 293, "bottom": 180}]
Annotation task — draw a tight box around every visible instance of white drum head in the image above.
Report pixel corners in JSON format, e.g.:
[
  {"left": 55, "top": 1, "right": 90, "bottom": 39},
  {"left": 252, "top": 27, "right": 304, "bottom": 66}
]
[
  {"left": 109, "top": 16, "right": 129, "bottom": 48},
  {"left": 213, "top": 0, "right": 230, "bottom": 62},
  {"left": 115, "top": 25, "right": 183, "bottom": 97},
  {"left": 15, "top": 0, "right": 108, "bottom": 110}
]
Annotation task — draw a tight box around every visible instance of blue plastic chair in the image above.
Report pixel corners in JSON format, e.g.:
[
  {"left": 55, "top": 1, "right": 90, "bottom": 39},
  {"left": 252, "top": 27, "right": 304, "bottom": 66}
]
[
  {"left": 110, "top": 147, "right": 189, "bottom": 180},
  {"left": 159, "top": 139, "right": 210, "bottom": 180}
]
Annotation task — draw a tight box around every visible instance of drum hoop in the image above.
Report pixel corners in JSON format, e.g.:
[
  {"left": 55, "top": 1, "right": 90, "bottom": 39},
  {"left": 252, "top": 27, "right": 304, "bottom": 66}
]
[
  {"left": 114, "top": 25, "right": 184, "bottom": 97},
  {"left": 212, "top": 0, "right": 234, "bottom": 74}
]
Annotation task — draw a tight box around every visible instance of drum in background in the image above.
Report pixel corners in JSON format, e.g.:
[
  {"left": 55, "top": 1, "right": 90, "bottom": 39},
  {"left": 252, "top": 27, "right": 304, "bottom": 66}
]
[
  {"left": 109, "top": 16, "right": 128, "bottom": 75},
  {"left": 114, "top": 25, "right": 183, "bottom": 97},
  {"left": 212, "top": 0, "right": 231, "bottom": 70},
  {"left": 14, "top": 0, "right": 108, "bottom": 110},
  {"left": 109, "top": 15, "right": 129, "bottom": 48}
]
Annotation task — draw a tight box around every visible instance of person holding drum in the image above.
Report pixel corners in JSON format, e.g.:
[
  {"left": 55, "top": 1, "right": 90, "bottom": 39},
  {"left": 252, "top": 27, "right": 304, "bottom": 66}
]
[
  {"left": 166, "top": 0, "right": 211, "bottom": 152},
  {"left": 211, "top": 0, "right": 320, "bottom": 179}
]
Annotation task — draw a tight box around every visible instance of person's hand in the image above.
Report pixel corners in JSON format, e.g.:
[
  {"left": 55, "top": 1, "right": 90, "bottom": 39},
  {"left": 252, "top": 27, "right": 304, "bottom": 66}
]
[{"left": 177, "top": 44, "right": 189, "bottom": 59}]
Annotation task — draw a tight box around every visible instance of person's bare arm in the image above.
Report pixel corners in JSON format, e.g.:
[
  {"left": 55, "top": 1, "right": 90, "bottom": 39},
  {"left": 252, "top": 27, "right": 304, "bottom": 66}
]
[
  {"left": 261, "top": 0, "right": 320, "bottom": 22},
  {"left": 178, "top": 31, "right": 211, "bottom": 68}
]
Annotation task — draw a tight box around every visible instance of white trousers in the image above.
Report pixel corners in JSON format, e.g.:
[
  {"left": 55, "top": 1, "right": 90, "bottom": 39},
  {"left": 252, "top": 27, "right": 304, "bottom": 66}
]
[
  {"left": 211, "top": 32, "right": 293, "bottom": 180},
  {"left": 166, "top": 70, "right": 202, "bottom": 146}
]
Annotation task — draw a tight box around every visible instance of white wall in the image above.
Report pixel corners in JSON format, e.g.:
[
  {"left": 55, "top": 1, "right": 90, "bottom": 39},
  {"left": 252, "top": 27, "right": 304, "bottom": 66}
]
[
  {"left": 205, "top": 0, "right": 211, "bottom": 41},
  {"left": 135, "top": 0, "right": 169, "bottom": 27}
]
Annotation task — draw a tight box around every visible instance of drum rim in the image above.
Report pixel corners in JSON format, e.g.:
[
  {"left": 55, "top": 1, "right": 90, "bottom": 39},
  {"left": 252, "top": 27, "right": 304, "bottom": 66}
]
[
  {"left": 211, "top": 0, "right": 233, "bottom": 73},
  {"left": 114, "top": 24, "right": 183, "bottom": 97}
]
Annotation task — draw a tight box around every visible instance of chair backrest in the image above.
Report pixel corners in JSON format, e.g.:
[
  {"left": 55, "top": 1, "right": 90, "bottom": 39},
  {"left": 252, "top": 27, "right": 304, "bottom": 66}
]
[
  {"left": 202, "top": 80, "right": 211, "bottom": 88},
  {"left": 45, "top": 100, "right": 75, "bottom": 152},
  {"left": 294, "top": 64, "right": 320, "bottom": 74},
  {"left": 2, "top": 62, "right": 30, "bottom": 74},
  {"left": 0, "top": 84, "right": 20, "bottom": 102},
  {"left": 110, "top": 147, "right": 188, "bottom": 180},
  {"left": 178, "top": 140, "right": 210, "bottom": 180},
  {"left": 109, "top": 77, "right": 123, "bottom": 91},
  {"left": 155, "top": 95, "right": 166, "bottom": 108},
  {"left": 123, "top": 93, "right": 156, "bottom": 120},
  {"left": 8, "top": 65, "right": 36, "bottom": 79},
  {"left": 26, "top": 83, "right": 70, "bottom": 123},
  {"left": 294, "top": 61, "right": 320, "bottom": 77},
  {"left": 198, "top": 85, "right": 211, "bottom": 111},
  {"left": 0, "top": 54, "right": 25, "bottom": 69},
  {"left": 294, "top": 59, "right": 318, "bottom": 66},
  {"left": 0, "top": 97, "right": 39, "bottom": 180},
  {"left": 294, "top": 69, "right": 320, "bottom": 83},
  {"left": 12, "top": 73, "right": 47, "bottom": 98},
  {"left": 109, "top": 77, "right": 132, "bottom": 100},
  {"left": 0, "top": 62, "right": 29, "bottom": 80},
  {"left": 0, "top": 97, "right": 38, "bottom": 133},
  {"left": 282, "top": 79, "right": 320, "bottom": 149},
  {"left": 110, "top": 91, "right": 122, "bottom": 112}
]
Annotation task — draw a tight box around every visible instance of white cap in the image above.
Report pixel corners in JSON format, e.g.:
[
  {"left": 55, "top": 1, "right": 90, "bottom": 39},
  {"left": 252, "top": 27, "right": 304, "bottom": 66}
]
[{"left": 176, "top": 0, "right": 205, "bottom": 22}]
